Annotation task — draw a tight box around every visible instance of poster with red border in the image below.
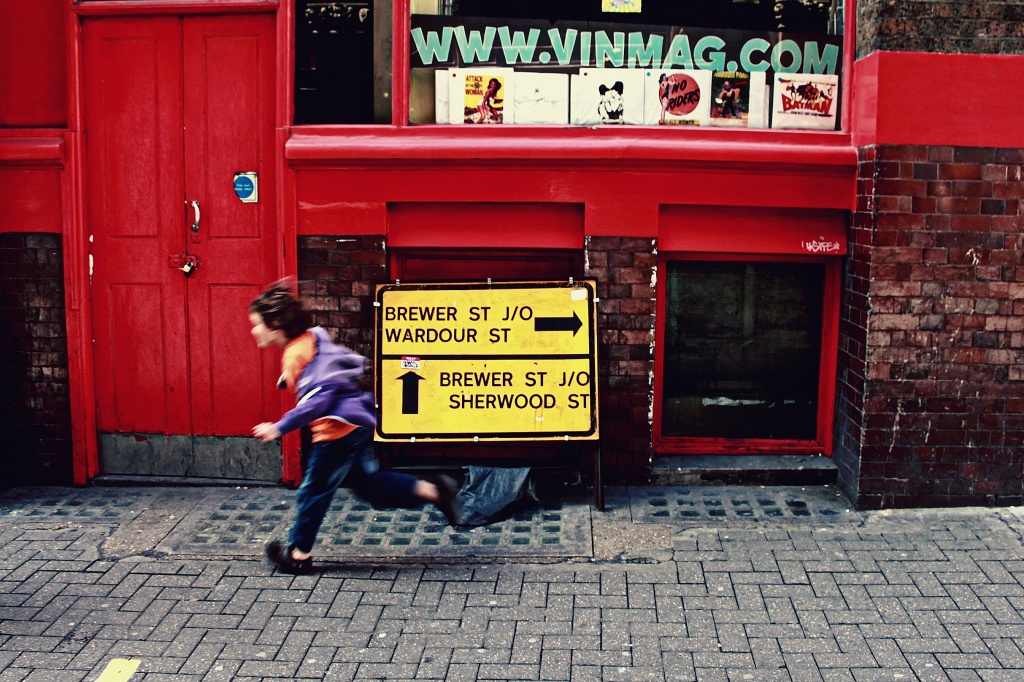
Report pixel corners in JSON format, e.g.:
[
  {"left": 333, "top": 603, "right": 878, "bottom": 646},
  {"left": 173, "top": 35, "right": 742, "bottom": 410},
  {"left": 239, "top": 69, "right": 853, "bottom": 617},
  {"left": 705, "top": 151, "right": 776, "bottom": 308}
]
[
  {"left": 770, "top": 73, "right": 839, "bottom": 130},
  {"left": 643, "top": 69, "right": 712, "bottom": 126}
]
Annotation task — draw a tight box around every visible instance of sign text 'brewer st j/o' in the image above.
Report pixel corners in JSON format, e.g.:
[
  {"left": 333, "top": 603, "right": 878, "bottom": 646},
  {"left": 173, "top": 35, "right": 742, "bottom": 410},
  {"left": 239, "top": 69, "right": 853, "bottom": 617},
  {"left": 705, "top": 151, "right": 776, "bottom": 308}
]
[{"left": 374, "top": 281, "right": 599, "bottom": 441}]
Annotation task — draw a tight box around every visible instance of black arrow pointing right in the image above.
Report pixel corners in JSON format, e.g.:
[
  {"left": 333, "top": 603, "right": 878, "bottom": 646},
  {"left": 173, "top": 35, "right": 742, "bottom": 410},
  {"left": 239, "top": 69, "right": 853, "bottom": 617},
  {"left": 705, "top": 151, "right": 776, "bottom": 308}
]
[{"left": 534, "top": 311, "right": 583, "bottom": 336}]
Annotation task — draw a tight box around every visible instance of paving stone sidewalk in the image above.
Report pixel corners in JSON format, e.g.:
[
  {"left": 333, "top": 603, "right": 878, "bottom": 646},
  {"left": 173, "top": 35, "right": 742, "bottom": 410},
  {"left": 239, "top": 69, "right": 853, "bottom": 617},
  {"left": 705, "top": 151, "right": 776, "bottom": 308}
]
[{"left": 1, "top": 483, "right": 1024, "bottom": 681}]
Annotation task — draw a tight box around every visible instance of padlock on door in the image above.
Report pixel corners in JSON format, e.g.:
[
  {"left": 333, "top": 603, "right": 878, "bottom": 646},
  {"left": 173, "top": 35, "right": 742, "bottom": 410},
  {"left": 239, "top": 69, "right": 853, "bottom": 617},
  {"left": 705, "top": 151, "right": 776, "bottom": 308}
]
[
  {"left": 168, "top": 254, "right": 200, "bottom": 277},
  {"left": 180, "top": 255, "right": 200, "bottom": 277}
]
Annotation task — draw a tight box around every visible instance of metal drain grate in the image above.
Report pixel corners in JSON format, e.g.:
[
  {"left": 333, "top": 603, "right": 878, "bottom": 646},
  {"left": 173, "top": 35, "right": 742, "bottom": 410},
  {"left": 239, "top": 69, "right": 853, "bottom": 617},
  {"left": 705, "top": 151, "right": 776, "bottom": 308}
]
[
  {"left": 157, "top": 488, "right": 592, "bottom": 560},
  {"left": 0, "top": 487, "right": 158, "bottom": 523},
  {"left": 629, "top": 485, "right": 857, "bottom": 524}
]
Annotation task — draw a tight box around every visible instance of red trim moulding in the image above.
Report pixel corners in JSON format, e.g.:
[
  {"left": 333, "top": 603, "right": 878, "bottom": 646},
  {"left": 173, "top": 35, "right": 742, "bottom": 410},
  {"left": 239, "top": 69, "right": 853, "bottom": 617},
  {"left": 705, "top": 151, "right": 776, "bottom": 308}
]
[
  {"left": 388, "top": 202, "right": 584, "bottom": 248},
  {"left": 852, "top": 51, "right": 1024, "bottom": 148},
  {"left": 0, "top": 134, "right": 66, "bottom": 234},
  {"left": 660, "top": 206, "right": 847, "bottom": 256},
  {"left": 0, "top": 134, "right": 65, "bottom": 167},
  {"left": 286, "top": 127, "right": 856, "bottom": 165},
  {"left": 72, "top": 1, "right": 279, "bottom": 17}
]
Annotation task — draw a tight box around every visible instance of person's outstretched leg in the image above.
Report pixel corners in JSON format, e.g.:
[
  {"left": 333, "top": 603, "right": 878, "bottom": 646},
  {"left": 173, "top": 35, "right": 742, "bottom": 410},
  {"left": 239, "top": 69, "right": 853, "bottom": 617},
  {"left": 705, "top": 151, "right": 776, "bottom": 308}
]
[
  {"left": 267, "top": 437, "right": 353, "bottom": 574},
  {"left": 344, "top": 430, "right": 461, "bottom": 525}
]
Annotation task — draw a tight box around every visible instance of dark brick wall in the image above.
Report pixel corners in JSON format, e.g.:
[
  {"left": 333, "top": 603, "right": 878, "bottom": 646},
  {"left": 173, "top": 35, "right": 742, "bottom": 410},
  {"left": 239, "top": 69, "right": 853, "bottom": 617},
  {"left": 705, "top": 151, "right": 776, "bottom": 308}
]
[
  {"left": 837, "top": 145, "right": 1024, "bottom": 509},
  {"left": 585, "top": 236, "right": 656, "bottom": 481},
  {"left": 857, "top": 0, "right": 1024, "bottom": 57},
  {"left": 833, "top": 148, "right": 876, "bottom": 504},
  {"left": 0, "top": 233, "right": 72, "bottom": 486},
  {"left": 296, "top": 235, "right": 386, "bottom": 366},
  {"left": 295, "top": 233, "right": 656, "bottom": 480}
]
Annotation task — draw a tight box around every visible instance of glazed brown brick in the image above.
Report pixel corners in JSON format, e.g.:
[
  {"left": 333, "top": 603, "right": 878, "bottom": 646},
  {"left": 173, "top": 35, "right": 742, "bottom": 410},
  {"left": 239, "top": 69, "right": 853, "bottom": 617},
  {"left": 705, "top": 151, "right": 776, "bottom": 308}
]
[
  {"left": 858, "top": 0, "right": 1024, "bottom": 57},
  {"left": 586, "top": 236, "right": 655, "bottom": 481},
  {"left": 837, "top": 144, "right": 1024, "bottom": 509},
  {"left": 298, "top": 235, "right": 385, "bottom": 358},
  {"left": 1, "top": 233, "right": 72, "bottom": 484}
]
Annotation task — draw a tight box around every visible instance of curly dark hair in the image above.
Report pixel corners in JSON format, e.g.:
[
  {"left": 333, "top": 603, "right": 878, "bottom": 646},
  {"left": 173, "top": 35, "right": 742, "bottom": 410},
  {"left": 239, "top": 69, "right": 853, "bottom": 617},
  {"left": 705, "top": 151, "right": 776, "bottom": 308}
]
[{"left": 249, "top": 278, "right": 313, "bottom": 340}]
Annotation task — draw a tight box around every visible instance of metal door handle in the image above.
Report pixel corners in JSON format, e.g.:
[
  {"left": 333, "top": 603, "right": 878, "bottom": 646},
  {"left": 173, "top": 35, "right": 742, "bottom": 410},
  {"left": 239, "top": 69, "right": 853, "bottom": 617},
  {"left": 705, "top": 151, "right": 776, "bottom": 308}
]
[{"left": 190, "top": 200, "right": 200, "bottom": 232}]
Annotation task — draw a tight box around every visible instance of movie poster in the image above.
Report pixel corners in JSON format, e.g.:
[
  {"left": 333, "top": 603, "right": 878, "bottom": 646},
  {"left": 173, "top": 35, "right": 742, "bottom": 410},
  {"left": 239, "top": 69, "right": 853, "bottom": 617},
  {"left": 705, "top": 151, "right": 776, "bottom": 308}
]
[
  {"left": 643, "top": 69, "right": 712, "bottom": 126},
  {"left": 706, "top": 70, "right": 769, "bottom": 128},
  {"left": 514, "top": 72, "right": 570, "bottom": 125},
  {"left": 709, "top": 70, "right": 749, "bottom": 127},
  {"left": 434, "top": 69, "right": 449, "bottom": 124},
  {"left": 770, "top": 73, "right": 838, "bottom": 130},
  {"left": 571, "top": 68, "right": 645, "bottom": 126},
  {"left": 447, "top": 68, "right": 515, "bottom": 124}
]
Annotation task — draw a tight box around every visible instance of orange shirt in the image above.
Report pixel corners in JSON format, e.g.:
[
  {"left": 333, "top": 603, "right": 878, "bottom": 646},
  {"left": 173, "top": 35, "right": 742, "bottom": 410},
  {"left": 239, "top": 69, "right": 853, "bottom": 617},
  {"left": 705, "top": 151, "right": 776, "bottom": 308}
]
[{"left": 282, "top": 331, "right": 356, "bottom": 443}]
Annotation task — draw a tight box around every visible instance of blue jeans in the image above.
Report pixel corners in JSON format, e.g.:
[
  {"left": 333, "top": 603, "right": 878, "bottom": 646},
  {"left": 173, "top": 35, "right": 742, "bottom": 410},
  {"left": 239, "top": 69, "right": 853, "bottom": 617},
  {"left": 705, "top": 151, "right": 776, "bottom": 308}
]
[{"left": 289, "top": 427, "right": 420, "bottom": 553}]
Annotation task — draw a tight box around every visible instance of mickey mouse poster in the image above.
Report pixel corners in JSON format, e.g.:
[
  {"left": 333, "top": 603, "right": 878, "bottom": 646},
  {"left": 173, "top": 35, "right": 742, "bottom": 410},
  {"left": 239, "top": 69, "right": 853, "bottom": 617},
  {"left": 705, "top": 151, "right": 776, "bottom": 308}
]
[{"left": 571, "top": 69, "right": 644, "bottom": 126}]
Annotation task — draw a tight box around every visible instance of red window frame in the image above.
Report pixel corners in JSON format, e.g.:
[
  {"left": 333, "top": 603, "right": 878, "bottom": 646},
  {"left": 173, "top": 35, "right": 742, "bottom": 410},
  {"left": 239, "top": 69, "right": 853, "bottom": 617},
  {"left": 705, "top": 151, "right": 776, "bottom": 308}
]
[
  {"left": 384, "top": 0, "right": 857, "bottom": 131},
  {"left": 653, "top": 251, "right": 841, "bottom": 455}
]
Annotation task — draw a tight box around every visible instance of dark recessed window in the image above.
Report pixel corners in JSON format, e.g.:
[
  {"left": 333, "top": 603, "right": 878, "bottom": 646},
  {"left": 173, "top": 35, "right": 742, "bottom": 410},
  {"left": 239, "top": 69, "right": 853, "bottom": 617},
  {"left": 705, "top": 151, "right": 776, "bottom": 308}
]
[{"left": 661, "top": 260, "right": 824, "bottom": 440}]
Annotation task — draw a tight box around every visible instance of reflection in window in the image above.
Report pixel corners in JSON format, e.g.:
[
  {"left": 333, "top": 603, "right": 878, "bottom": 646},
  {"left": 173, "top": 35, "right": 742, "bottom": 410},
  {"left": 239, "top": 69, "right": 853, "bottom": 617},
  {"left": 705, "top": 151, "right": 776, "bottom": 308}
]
[
  {"left": 295, "top": 0, "right": 391, "bottom": 124},
  {"left": 409, "top": 0, "right": 843, "bottom": 128},
  {"left": 292, "top": 0, "right": 843, "bottom": 126},
  {"left": 661, "top": 261, "right": 824, "bottom": 440}
]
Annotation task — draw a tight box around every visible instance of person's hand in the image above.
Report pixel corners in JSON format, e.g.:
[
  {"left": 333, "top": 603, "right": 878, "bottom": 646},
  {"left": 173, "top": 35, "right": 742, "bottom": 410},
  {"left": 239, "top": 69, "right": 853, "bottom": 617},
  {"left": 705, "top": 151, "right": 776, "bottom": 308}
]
[{"left": 252, "top": 422, "right": 281, "bottom": 442}]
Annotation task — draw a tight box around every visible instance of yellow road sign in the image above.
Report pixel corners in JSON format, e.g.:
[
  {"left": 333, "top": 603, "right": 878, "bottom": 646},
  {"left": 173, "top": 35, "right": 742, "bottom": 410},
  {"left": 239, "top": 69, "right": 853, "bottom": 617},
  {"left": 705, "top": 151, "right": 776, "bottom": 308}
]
[
  {"left": 375, "top": 281, "right": 598, "bottom": 441},
  {"left": 378, "top": 283, "right": 592, "bottom": 357}
]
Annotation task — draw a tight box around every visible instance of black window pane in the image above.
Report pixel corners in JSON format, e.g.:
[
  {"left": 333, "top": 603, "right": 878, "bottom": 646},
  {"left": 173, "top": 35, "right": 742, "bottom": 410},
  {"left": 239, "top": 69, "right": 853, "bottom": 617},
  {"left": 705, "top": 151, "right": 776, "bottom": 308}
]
[
  {"left": 295, "top": 1, "right": 384, "bottom": 124},
  {"left": 662, "top": 261, "right": 823, "bottom": 440}
]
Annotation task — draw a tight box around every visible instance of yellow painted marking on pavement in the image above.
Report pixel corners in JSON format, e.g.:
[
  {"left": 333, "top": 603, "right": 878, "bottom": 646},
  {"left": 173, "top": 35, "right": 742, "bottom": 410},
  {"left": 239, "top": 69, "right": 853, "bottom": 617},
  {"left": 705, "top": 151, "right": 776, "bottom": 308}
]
[{"left": 96, "top": 658, "right": 141, "bottom": 682}]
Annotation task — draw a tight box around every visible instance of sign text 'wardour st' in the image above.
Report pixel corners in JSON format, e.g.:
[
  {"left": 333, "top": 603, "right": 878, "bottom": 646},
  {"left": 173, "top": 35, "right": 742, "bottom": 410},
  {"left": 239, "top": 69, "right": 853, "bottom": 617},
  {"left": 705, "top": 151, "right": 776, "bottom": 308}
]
[{"left": 374, "top": 281, "right": 599, "bottom": 441}]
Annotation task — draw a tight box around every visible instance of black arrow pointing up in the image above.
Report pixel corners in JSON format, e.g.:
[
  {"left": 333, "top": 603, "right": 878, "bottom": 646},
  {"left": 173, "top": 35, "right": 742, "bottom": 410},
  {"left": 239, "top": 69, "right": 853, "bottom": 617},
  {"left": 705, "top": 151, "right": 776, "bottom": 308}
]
[
  {"left": 398, "top": 371, "right": 425, "bottom": 414},
  {"left": 534, "top": 312, "right": 583, "bottom": 336}
]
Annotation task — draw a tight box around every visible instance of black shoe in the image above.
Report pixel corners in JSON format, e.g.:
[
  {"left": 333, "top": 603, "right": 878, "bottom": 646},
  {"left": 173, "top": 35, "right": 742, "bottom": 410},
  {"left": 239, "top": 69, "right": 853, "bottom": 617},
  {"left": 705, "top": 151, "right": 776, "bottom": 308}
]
[
  {"left": 265, "top": 540, "right": 313, "bottom": 575},
  {"left": 427, "top": 474, "right": 462, "bottom": 527}
]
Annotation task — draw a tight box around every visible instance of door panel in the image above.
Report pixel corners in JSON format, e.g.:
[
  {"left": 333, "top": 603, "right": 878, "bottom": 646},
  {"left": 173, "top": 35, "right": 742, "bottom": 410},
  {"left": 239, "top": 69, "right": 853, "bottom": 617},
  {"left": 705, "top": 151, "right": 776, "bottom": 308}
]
[
  {"left": 183, "top": 16, "right": 279, "bottom": 436},
  {"left": 85, "top": 18, "right": 191, "bottom": 435},
  {"left": 84, "top": 15, "right": 280, "bottom": 479}
]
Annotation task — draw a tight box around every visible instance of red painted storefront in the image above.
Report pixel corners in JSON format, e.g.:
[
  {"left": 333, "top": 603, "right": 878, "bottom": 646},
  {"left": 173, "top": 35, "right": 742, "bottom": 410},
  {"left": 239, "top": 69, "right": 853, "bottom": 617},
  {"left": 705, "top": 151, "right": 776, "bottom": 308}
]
[{"left": 3, "top": 0, "right": 1022, "bottom": 506}]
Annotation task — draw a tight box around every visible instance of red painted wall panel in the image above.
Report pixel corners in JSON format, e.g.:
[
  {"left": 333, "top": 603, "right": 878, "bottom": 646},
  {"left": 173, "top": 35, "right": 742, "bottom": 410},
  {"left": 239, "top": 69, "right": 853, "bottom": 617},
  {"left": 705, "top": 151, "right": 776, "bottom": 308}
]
[
  {"left": 292, "top": 159, "right": 856, "bottom": 241},
  {"left": 0, "top": 169, "right": 63, "bottom": 233},
  {"left": 388, "top": 203, "right": 583, "bottom": 248},
  {"left": 660, "top": 207, "right": 847, "bottom": 256},
  {"left": 853, "top": 51, "right": 1024, "bottom": 148},
  {"left": 0, "top": 0, "right": 67, "bottom": 126}
]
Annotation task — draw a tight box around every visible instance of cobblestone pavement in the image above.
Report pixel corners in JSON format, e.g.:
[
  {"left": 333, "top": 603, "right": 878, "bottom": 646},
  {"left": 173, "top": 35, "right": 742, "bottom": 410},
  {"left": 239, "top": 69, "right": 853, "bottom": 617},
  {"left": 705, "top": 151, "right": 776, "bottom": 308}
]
[{"left": 2, "top": 483, "right": 1024, "bottom": 681}]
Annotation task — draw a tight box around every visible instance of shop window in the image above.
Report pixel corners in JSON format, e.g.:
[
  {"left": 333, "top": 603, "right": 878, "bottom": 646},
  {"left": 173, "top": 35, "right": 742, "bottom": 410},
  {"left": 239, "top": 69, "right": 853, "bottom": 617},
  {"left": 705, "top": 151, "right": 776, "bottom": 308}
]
[
  {"left": 295, "top": 0, "right": 391, "bottom": 124},
  {"left": 658, "top": 259, "right": 827, "bottom": 446},
  {"left": 296, "top": 0, "right": 845, "bottom": 128}
]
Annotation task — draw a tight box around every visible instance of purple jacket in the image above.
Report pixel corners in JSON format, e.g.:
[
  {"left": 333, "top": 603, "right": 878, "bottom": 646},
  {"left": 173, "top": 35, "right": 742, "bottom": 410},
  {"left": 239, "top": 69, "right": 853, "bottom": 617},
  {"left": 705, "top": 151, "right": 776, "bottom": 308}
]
[{"left": 272, "top": 327, "right": 377, "bottom": 436}]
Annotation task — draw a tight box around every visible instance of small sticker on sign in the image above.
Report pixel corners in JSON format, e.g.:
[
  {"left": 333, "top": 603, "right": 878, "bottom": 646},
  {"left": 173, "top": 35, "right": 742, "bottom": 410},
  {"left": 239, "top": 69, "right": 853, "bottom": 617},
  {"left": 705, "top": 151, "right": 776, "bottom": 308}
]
[{"left": 401, "top": 356, "right": 421, "bottom": 369}]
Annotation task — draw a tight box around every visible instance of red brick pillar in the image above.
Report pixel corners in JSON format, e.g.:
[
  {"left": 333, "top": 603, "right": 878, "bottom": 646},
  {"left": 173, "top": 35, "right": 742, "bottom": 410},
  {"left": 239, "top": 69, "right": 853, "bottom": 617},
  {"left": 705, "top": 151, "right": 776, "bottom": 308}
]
[{"left": 839, "top": 146, "right": 1024, "bottom": 508}]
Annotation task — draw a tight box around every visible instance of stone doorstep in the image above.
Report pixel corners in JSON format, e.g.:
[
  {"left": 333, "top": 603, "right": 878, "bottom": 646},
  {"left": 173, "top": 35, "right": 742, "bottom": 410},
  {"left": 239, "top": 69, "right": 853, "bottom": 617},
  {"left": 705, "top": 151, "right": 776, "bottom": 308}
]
[{"left": 651, "top": 454, "right": 838, "bottom": 486}]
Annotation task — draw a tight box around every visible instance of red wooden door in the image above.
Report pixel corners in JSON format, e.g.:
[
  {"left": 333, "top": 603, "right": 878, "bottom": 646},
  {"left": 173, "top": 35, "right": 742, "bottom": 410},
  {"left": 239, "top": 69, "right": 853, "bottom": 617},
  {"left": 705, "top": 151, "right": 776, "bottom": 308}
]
[{"left": 83, "top": 15, "right": 281, "bottom": 480}]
